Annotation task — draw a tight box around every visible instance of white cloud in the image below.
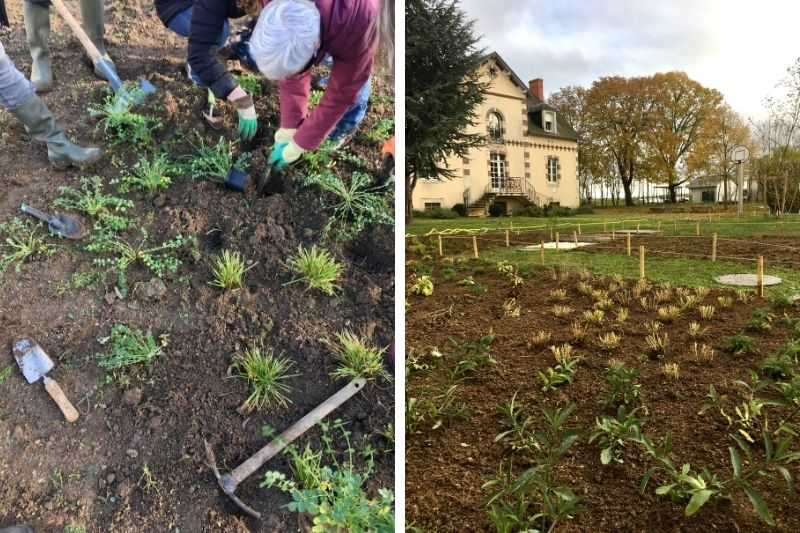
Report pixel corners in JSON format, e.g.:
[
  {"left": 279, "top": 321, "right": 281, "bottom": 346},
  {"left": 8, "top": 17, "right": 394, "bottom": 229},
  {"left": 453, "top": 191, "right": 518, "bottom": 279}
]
[{"left": 458, "top": 0, "right": 799, "bottom": 120}]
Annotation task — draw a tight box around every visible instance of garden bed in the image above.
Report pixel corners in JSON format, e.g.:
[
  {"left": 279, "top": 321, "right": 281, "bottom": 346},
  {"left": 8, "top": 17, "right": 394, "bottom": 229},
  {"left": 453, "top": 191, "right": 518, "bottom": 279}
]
[
  {"left": 407, "top": 261, "right": 800, "bottom": 532},
  {"left": 0, "top": 1, "right": 394, "bottom": 531}
]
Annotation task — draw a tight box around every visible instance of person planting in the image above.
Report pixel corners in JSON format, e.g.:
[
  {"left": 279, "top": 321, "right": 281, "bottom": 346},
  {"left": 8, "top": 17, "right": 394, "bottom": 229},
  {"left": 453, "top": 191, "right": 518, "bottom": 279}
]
[
  {"left": 248, "top": 0, "right": 382, "bottom": 169},
  {"left": 154, "top": 0, "right": 263, "bottom": 141},
  {"left": 0, "top": 41, "right": 102, "bottom": 168},
  {"left": 23, "top": 0, "right": 113, "bottom": 92}
]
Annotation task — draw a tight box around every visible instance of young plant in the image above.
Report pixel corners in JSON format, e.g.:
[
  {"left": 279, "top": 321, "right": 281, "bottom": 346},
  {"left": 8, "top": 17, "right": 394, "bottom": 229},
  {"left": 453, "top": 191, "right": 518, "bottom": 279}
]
[
  {"left": 303, "top": 171, "right": 393, "bottom": 241},
  {"left": 503, "top": 297, "right": 521, "bottom": 317},
  {"left": 188, "top": 137, "right": 251, "bottom": 182},
  {"left": 657, "top": 305, "right": 682, "bottom": 322},
  {"left": 286, "top": 245, "right": 342, "bottom": 295},
  {"left": 93, "top": 229, "right": 188, "bottom": 289},
  {"left": 644, "top": 320, "right": 663, "bottom": 334},
  {"left": 549, "top": 288, "right": 567, "bottom": 301},
  {"left": 597, "top": 332, "right": 622, "bottom": 351},
  {"left": 0, "top": 218, "right": 55, "bottom": 276},
  {"left": 210, "top": 250, "right": 250, "bottom": 290},
  {"left": 260, "top": 420, "right": 394, "bottom": 532},
  {"left": 89, "top": 86, "right": 161, "bottom": 147},
  {"left": 688, "top": 321, "right": 708, "bottom": 338},
  {"left": 645, "top": 332, "right": 669, "bottom": 357},
  {"left": 690, "top": 343, "right": 716, "bottom": 363},
  {"left": 410, "top": 274, "right": 433, "bottom": 296},
  {"left": 496, "top": 261, "right": 523, "bottom": 287},
  {"left": 97, "top": 324, "right": 166, "bottom": 369},
  {"left": 589, "top": 405, "right": 645, "bottom": 465},
  {"left": 538, "top": 360, "right": 578, "bottom": 391},
  {"left": 694, "top": 286, "right": 711, "bottom": 300},
  {"left": 118, "top": 153, "right": 180, "bottom": 194},
  {"left": 551, "top": 304, "right": 572, "bottom": 318},
  {"left": 726, "top": 334, "right": 755, "bottom": 355},
  {"left": 736, "top": 289, "right": 754, "bottom": 303},
  {"left": 450, "top": 334, "right": 496, "bottom": 381},
  {"left": 662, "top": 362, "right": 680, "bottom": 380},
  {"left": 407, "top": 385, "right": 469, "bottom": 432},
  {"left": 747, "top": 309, "right": 774, "bottom": 332},
  {"left": 528, "top": 331, "right": 552, "bottom": 348},
  {"left": 603, "top": 361, "right": 640, "bottom": 407},
  {"left": 550, "top": 344, "right": 575, "bottom": 365},
  {"left": 327, "top": 330, "right": 389, "bottom": 382},
  {"left": 717, "top": 296, "right": 734, "bottom": 309},
  {"left": 570, "top": 321, "right": 588, "bottom": 343},
  {"left": 698, "top": 305, "right": 716, "bottom": 320},
  {"left": 233, "top": 72, "right": 264, "bottom": 96},
  {"left": 54, "top": 175, "right": 134, "bottom": 231},
  {"left": 234, "top": 343, "right": 298, "bottom": 411},
  {"left": 361, "top": 117, "right": 394, "bottom": 143},
  {"left": 582, "top": 309, "right": 605, "bottom": 324},
  {"left": 495, "top": 392, "right": 538, "bottom": 454},
  {"left": 615, "top": 308, "right": 629, "bottom": 324}
]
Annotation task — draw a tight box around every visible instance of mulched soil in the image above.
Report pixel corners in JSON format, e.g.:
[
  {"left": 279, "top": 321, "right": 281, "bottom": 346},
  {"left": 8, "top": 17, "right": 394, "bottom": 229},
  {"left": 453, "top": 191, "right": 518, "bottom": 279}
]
[
  {"left": 0, "top": 1, "right": 394, "bottom": 531},
  {"left": 406, "top": 261, "right": 800, "bottom": 532}
]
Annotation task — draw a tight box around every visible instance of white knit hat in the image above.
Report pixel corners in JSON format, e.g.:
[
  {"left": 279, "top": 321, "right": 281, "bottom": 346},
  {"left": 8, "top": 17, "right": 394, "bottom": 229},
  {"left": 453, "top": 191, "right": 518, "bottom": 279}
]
[{"left": 249, "top": 0, "right": 321, "bottom": 80}]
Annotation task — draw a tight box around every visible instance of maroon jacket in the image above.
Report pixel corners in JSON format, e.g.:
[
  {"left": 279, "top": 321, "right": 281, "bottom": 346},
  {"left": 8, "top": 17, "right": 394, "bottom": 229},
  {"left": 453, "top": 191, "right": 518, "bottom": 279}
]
[{"left": 278, "top": 0, "right": 378, "bottom": 150}]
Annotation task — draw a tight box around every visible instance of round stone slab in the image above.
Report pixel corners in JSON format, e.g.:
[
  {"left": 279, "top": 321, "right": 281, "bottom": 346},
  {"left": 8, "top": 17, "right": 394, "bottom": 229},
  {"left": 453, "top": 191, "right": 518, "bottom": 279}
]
[{"left": 714, "top": 274, "right": 782, "bottom": 287}]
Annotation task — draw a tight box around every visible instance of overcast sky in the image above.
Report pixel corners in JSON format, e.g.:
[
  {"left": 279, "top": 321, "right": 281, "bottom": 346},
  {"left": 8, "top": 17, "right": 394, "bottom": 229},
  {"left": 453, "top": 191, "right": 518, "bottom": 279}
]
[{"left": 459, "top": 0, "right": 799, "bottom": 121}]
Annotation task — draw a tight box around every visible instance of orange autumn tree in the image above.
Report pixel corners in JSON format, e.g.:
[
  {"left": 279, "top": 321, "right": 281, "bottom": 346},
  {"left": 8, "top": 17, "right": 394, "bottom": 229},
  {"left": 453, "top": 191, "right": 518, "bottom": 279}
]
[{"left": 643, "top": 72, "right": 723, "bottom": 203}]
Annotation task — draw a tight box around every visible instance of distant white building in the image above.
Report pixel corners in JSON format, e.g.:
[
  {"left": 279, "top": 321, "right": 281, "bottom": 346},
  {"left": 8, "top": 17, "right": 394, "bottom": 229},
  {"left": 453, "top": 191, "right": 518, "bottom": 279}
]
[{"left": 687, "top": 178, "right": 750, "bottom": 203}]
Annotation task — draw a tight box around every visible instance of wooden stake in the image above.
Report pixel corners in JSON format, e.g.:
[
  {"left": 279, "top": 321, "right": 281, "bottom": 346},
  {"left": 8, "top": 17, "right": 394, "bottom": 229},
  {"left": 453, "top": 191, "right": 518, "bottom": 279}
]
[
  {"left": 696, "top": 221, "right": 700, "bottom": 236},
  {"left": 757, "top": 256, "right": 764, "bottom": 298},
  {"left": 550, "top": 226, "right": 554, "bottom": 240},
  {"left": 657, "top": 220, "right": 662, "bottom": 232},
  {"left": 573, "top": 231, "right": 578, "bottom": 246},
  {"left": 674, "top": 220, "right": 677, "bottom": 234},
  {"left": 711, "top": 233, "right": 717, "bottom": 262},
  {"left": 555, "top": 232, "right": 560, "bottom": 251},
  {"left": 505, "top": 230, "right": 510, "bottom": 247},
  {"left": 540, "top": 241, "right": 545, "bottom": 264},
  {"left": 578, "top": 224, "right": 582, "bottom": 235},
  {"left": 639, "top": 246, "right": 646, "bottom": 280},
  {"left": 472, "top": 236, "right": 479, "bottom": 258},
  {"left": 438, "top": 235, "right": 443, "bottom": 256},
  {"left": 637, "top": 223, "right": 640, "bottom": 232},
  {"left": 612, "top": 229, "right": 616, "bottom": 240},
  {"left": 626, "top": 232, "right": 632, "bottom": 256}
]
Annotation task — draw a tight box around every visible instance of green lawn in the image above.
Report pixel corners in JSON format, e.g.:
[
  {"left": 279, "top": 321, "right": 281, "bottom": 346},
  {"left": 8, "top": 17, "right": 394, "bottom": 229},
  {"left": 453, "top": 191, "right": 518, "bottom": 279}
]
[
  {"left": 408, "top": 210, "right": 800, "bottom": 238},
  {"left": 473, "top": 247, "right": 800, "bottom": 299}
]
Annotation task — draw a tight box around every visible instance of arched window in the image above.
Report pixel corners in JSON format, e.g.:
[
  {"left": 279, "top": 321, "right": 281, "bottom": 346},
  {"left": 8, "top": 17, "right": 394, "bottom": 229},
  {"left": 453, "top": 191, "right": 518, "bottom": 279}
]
[{"left": 487, "top": 110, "right": 505, "bottom": 142}]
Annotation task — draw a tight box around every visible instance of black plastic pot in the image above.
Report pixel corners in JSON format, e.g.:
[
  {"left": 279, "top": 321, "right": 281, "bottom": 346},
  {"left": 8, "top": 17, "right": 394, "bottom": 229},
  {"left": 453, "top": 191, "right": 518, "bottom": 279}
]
[{"left": 224, "top": 168, "right": 249, "bottom": 192}]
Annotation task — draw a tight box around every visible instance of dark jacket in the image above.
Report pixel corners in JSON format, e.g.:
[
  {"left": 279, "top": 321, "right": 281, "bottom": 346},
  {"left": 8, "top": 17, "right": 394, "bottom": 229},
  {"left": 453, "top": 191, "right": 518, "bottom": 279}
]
[
  {"left": 154, "top": 0, "right": 194, "bottom": 26},
  {"left": 187, "top": 0, "right": 246, "bottom": 99}
]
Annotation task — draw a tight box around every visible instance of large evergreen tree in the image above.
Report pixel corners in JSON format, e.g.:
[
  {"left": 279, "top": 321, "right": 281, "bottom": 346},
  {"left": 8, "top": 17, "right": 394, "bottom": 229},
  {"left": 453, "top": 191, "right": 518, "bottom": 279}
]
[{"left": 405, "top": 0, "right": 487, "bottom": 222}]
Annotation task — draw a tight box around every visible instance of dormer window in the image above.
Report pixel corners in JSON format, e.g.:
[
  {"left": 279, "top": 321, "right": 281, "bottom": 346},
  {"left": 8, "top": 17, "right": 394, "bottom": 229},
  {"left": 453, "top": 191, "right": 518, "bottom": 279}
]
[
  {"left": 543, "top": 110, "right": 556, "bottom": 133},
  {"left": 487, "top": 111, "right": 505, "bottom": 143}
]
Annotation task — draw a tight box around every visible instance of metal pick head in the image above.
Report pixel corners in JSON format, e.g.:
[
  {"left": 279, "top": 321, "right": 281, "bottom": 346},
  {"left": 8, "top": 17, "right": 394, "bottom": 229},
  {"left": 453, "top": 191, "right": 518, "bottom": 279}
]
[{"left": 12, "top": 338, "right": 54, "bottom": 384}]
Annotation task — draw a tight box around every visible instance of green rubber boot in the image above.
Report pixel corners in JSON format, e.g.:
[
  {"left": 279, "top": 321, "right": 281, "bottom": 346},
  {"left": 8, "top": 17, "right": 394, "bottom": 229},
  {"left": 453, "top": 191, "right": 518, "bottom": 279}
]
[
  {"left": 23, "top": 1, "right": 53, "bottom": 93},
  {"left": 81, "top": 0, "right": 115, "bottom": 77},
  {"left": 10, "top": 93, "right": 103, "bottom": 170}
]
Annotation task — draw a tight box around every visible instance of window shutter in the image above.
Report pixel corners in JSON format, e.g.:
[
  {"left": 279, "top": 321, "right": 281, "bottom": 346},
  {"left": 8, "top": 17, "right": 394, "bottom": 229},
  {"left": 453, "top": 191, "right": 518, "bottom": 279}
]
[
  {"left": 545, "top": 158, "right": 550, "bottom": 180},
  {"left": 557, "top": 158, "right": 562, "bottom": 181}
]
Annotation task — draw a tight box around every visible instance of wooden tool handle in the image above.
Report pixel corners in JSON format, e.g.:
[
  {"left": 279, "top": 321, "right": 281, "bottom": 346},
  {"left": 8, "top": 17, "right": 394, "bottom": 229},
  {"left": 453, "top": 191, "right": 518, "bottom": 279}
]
[
  {"left": 50, "top": 0, "right": 103, "bottom": 63},
  {"left": 43, "top": 376, "right": 80, "bottom": 423},
  {"left": 226, "top": 378, "right": 366, "bottom": 489}
]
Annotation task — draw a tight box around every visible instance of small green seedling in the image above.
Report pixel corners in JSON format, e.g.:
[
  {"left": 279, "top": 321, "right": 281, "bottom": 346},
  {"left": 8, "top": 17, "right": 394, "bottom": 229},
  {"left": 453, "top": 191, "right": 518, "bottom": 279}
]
[
  {"left": 97, "top": 324, "right": 166, "bottom": 369},
  {"left": 234, "top": 73, "right": 264, "bottom": 96},
  {"left": 410, "top": 275, "right": 433, "bottom": 296},
  {"left": 89, "top": 86, "right": 161, "bottom": 147},
  {"left": 327, "top": 330, "right": 389, "bottom": 382},
  {"left": 210, "top": 250, "right": 252, "bottom": 290},
  {"left": 188, "top": 137, "right": 251, "bottom": 182},
  {"left": 0, "top": 218, "right": 55, "bottom": 276},
  {"left": 234, "top": 343, "right": 298, "bottom": 412},
  {"left": 361, "top": 117, "right": 394, "bottom": 143},
  {"left": 0, "top": 365, "right": 12, "bottom": 385},
  {"left": 286, "top": 245, "right": 342, "bottom": 295},
  {"left": 118, "top": 153, "right": 181, "bottom": 194}
]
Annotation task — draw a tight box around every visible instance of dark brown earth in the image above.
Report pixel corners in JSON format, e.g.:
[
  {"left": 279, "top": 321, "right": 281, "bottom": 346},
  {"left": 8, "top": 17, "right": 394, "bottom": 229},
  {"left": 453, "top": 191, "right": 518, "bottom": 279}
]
[
  {"left": 0, "top": 1, "right": 394, "bottom": 531},
  {"left": 406, "top": 261, "right": 800, "bottom": 532}
]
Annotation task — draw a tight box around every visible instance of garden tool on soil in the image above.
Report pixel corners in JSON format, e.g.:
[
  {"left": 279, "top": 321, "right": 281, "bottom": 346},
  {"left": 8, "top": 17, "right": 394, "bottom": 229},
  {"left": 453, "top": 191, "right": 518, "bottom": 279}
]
[
  {"left": 13, "top": 338, "right": 79, "bottom": 423},
  {"left": 254, "top": 162, "right": 277, "bottom": 196},
  {"left": 204, "top": 377, "right": 366, "bottom": 519},
  {"left": 202, "top": 89, "right": 223, "bottom": 130},
  {"left": 49, "top": 0, "right": 155, "bottom": 106},
  {"left": 20, "top": 203, "right": 87, "bottom": 240}
]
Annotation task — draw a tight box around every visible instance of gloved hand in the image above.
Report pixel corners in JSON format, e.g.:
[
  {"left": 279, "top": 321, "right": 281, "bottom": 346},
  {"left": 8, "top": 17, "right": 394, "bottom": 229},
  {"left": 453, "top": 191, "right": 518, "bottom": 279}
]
[
  {"left": 268, "top": 139, "right": 305, "bottom": 170},
  {"left": 227, "top": 86, "right": 258, "bottom": 141}
]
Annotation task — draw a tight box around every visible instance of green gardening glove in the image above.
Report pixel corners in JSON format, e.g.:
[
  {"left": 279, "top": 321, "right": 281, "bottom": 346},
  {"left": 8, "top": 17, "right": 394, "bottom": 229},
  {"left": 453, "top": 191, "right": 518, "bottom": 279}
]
[{"left": 227, "top": 86, "right": 258, "bottom": 141}]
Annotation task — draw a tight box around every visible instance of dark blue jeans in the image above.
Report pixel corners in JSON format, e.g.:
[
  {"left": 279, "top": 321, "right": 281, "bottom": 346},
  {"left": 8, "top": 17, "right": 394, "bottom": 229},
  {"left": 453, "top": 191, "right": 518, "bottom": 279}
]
[
  {"left": 317, "top": 56, "right": 371, "bottom": 141},
  {"left": 167, "top": 7, "right": 229, "bottom": 86}
]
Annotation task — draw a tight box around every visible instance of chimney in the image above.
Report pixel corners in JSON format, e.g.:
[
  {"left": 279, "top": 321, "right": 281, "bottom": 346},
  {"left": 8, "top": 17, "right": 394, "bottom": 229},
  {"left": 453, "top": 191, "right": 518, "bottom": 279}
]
[{"left": 529, "top": 78, "right": 544, "bottom": 101}]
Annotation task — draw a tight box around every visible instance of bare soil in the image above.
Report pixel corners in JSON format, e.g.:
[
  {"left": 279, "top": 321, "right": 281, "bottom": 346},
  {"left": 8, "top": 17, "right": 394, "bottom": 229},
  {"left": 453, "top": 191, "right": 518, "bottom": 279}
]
[
  {"left": 0, "top": 1, "right": 394, "bottom": 531},
  {"left": 406, "top": 261, "right": 800, "bottom": 532}
]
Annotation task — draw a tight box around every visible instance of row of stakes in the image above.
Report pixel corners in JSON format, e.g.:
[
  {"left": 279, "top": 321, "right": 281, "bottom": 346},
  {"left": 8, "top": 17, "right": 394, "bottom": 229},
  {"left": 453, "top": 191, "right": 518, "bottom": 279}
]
[{"left": 435, "top": 230, "right": 767, "bottom": 297}]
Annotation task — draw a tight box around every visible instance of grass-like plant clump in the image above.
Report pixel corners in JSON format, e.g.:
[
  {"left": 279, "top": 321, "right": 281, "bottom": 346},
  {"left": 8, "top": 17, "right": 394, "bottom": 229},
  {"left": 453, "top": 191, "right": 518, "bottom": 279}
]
[
  {"left": 286, "top": 245, "right": 342, "bottom": 295},
  {"left": 0, "top": 218, "right": 55, "bottom": 276},
  {"left": 210, "top": 250, "right": 250, "bottom": 290},
  {"left": 89, "top": 86, "right": 161, "bottom": 147},
  {"left": 97, "top": 324, "right": 166, "bottom": 369},
  {"left": 118, "top": 153, "right": 181, "bottom": 194},
  {"left": 188, "top": 137, "right": 251, "bottom": 182},
  {"left": 234, "top": 343, "right": 298, "bottom": 412},
  {"left": 327, "top": 330, "right": 389, "bottom": 382}
]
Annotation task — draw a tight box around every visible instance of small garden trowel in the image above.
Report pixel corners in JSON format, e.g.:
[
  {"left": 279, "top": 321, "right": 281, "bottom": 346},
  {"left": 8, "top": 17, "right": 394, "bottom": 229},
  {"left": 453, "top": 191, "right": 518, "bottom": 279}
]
[
  {"left": 13, "top": 339, "right": 79, "bottom": 423},
  {"left": 20, "top": 204, "right": 87, "bottom": 240}
]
